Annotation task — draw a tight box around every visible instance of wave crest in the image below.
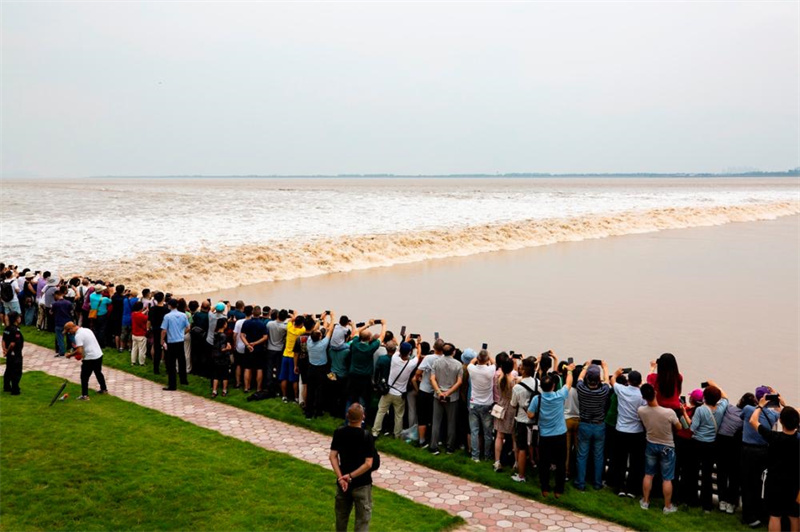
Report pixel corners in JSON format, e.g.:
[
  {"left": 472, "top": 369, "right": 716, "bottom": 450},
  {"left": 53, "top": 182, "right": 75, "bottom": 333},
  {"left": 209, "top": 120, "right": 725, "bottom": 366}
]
[{"left": 90, "top": 201, "right": 800, "bottom": 294}]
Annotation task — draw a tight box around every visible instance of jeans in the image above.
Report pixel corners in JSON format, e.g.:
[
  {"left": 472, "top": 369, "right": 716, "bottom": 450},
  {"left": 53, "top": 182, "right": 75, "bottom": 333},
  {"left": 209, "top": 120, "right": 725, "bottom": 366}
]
[
  {"left": 23, "top": 304, "right": 35, "bottom": 326},
  {"left": 335, "top": 483, "right": 372, "bottom": 532},
  {"left": 55, "top": 327, "right": 66, "bottom": 355},
  {"left": 431, "top": 398, "right": 459, "bottom": 452},
  {"left": 80, "top": 357, "right": 107, "bottom": 396},
  {"left": 575, "top": 422, "right": 605, "bottom": 489},
  {"left": 468, "top": 403, "right": 494, "bottom": 460}
]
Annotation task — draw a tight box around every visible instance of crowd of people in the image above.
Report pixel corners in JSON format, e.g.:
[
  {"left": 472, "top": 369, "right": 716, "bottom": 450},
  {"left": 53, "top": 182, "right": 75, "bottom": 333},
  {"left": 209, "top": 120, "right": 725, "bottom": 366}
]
[{"left": 1, "top": 263, "right": 798, "bottom": 532}]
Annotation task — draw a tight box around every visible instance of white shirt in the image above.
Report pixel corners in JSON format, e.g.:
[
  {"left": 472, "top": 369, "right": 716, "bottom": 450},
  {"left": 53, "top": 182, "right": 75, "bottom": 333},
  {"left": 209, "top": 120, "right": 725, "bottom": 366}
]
[
  {"left": 2, "top": 279, "right": 19, "bottom": 302},
  {"left": 511, "top": 376, "right": 539, "bottom": 423},
  {"left": 233, "top": 318, "right": 247, "bottom": 354},
  {"left": 74, "top": 327, "right": 103, "bottom": 360},
  {"left": 418, "top": 354, "right": 442, "bottom": 394},
  {"left": 387, "top": 355, "right": 416, "bottom": 396},
  {"left": 467, "top": 364, "right": 495, "bottom": 405}
]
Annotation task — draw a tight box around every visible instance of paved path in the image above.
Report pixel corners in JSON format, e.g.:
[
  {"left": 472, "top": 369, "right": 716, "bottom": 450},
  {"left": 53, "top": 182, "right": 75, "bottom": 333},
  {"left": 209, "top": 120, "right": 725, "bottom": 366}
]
[{"left": 15, "top": 343, "right": 626, "bottom": 532}]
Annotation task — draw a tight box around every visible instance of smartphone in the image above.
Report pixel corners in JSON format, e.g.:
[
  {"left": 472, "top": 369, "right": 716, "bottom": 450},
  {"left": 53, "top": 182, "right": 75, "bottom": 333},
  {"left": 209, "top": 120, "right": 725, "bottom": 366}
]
[
  {"left": 765, "top": 394, "right": 780, "bottom": 406},
  {"left": 356, "top": 322, "right": 365, "bottom": 328},
  {"left": 289, "top": 309, "right": 294, "bottom": 314},
  {"left": 701, "top": 381, "right": 709, "bottom": 388},
  {"left": 400, "top": 326, "right": 406, "bottom": 337},
  {"left": 567, "top": 357, "right": 574, "bottom": 365},
  {"left": 512, "top": 353, "right": 522, "bottom": 360},
  {"left": 621, "top": 367, "right": 631, "bottom": 374},
  {"left": 679, "top": 395, "right": 686, "bottom": 405},
  {"left": 591, "top": 359, "right": 602, "bottom": 366},
  {"left": 481, "top": 343, "right": 488, "bottom": 350},
  {"left": 509, "top": 350, "right": 515, "bottom": 356},
  {"left": 223, "top": 300, "right": 229, "bottom": 305},
  {"left": 375, "top": 319, "right": 383, "bottom": 325},
  {"left": 325, "top": 310, "right": 330, "bottom": 314},
  {"left": 434, "top": 332, "right": 440, "bottom": 340},
  {"left": 410, "top": 333, "right": 420, "bottom": 339}
]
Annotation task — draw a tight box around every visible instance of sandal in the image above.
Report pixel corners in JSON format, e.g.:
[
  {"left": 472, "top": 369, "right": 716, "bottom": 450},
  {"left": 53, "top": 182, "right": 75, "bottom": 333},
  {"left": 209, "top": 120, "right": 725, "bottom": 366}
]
[
  {"left": 211, "top": 391, "right": 218, "bottom": 398},
  {"left": 222, "top": 390, "right": 228, "bottom": 397}
]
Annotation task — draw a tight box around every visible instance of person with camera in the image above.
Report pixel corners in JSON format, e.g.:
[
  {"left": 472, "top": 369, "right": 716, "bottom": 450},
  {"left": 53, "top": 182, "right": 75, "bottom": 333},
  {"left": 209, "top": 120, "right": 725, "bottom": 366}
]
[
  {"left": 527, "top": 360, "right": 575, "bottom": 498},
  {"left": 740, "top": 386, "right": 784, "bottom": 527},
  {"left": 467, "top": 349, "right": 496, "bottom": 463},
  {"left": 509, "top": 356, "right": 538, "bottom": 482},
  {"left": 574, "top": 360, "right": 611, "bottom": 491},
  {"left": 748, "top": 395, "right": 798, "bottom": 532},
  {"left": 372, "top": 341, "right": 416, "bottom": 438},
  {"left": 346, "top": 319, "right": 386, "bottom": 413},
  {"left": 429, "top": 342, "right": 463, "bottom": 455},
  {"left": 610, "top": 368, "right": 647, "bottom": 498},
  {"left": 306, "top": 312, "right": 335, "bottom": 419}
]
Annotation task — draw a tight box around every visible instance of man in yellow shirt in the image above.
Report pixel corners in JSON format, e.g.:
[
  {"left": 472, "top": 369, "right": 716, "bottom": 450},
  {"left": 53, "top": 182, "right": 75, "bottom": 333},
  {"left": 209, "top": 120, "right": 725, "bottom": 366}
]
[{"left": 280, "top": 313, "right": 307, "bottom": 402}]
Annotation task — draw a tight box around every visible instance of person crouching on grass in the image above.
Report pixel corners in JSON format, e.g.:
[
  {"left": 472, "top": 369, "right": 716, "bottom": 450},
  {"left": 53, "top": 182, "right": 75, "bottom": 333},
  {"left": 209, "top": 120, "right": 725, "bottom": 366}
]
[
  {"left": 210, "top": 318, "right": 232, "bottom": 397},
  {"left": 63, "top": 321, "right": 108, "bottom": 400}
]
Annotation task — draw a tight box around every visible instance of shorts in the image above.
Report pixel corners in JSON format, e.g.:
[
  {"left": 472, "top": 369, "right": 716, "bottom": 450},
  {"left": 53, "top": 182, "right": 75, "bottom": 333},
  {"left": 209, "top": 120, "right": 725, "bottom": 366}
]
[
  {"left": 213, "top": 364, "right": 230, "bottom": 381},
  {"left": 233, "top": 350, "right": 244, "bottom": 368},
  {"left": 242, "top": 351, "right": 258, "bottom": 370},
  {"left": 297, "top": 356, "right": 309, "bottom": 380},
  {"left": 515, "top": 421, "right": 533, "bottom": 449},
  {"left": 417, "top": 390, "right": 433, "bottom": 426},
  {"left": 767, "top": 483, "right": 800, "bottom": 518},
  {"left": 120, "top": 325, "right": 132, "bottom": 343},
  {"left": 3, "top": 300, "right": 21, "bottom": 314},
  {"left": 279, "top": 356, "right": 298, "bottom": 382},
  {"left": 644, "top": 441, "right": 676, "bottom": 481}
]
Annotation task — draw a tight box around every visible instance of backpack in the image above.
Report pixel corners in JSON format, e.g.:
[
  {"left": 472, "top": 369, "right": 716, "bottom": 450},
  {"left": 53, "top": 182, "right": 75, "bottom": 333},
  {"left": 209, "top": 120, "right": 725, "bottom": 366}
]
[
  {"left": 364, "top": 431, "right": 380, "bottom": 472},
  {"left": 0, "top": 281, "right": 14, "bottom": 303}
]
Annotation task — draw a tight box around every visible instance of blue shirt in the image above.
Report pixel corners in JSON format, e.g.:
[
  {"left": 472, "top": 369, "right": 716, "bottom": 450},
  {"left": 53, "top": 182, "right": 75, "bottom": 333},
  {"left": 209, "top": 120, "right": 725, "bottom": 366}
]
[
  {"left": 161, "top": 310, "right": 189, "bottom": 343},
  {"left": 613, "top": 383, "right": 646, "bottom": 434},
  {"left": 741, "top": 405, "right": 780, "bottom": 446},
  {"left": 528, "top": 386, "right": 569, "bottom": 437},
  {"left": 307, "top": 336, "right": 330, "bottom": 366},
  {"left": 89, "top": 292, "right": 111, "bottom": 316},
  {"left": 691, "top": 399, "right": 729, "bottom": 442},
  {"left": 122, "top": 297, "right": 138, "bottom": 326}
]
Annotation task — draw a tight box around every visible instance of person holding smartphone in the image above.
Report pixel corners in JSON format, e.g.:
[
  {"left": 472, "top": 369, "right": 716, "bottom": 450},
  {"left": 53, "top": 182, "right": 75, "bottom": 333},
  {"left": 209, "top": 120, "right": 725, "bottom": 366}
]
[{"left": 574, "top": 360, "right": 611, "bottom": 491}]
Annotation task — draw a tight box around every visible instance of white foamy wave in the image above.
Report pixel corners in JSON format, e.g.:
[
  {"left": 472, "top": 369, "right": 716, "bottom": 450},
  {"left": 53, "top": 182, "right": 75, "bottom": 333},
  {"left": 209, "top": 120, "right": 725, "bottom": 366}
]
[{"left": 81, "top": 200, "right": 799, "bottom": 295}]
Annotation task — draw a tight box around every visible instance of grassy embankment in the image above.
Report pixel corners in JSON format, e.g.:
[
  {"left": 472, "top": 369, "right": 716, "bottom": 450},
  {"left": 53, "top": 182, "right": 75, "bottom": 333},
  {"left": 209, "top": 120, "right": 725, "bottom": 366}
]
[
  {"left": 0, "top": 371, "right": 461, "bottom": 532},
  {"left": 19, "top": 325, "right": 754, "bottom": 532}
]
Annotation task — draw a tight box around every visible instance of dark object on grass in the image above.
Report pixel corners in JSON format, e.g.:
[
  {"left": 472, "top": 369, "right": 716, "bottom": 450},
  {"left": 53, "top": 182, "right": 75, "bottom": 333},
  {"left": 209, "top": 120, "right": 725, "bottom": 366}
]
[
  {"left": 49, "top": 380, "right": 68, "bottom": 407},
  {"left": 246, "top": 390, "right": 274, "bottom": 402}
]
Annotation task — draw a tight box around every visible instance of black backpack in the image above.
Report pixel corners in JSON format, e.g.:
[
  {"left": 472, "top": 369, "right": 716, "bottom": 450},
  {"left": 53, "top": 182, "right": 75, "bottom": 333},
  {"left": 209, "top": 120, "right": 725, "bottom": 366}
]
[{"left": 0, "top": 282, "right": 14, "bottom": 303}]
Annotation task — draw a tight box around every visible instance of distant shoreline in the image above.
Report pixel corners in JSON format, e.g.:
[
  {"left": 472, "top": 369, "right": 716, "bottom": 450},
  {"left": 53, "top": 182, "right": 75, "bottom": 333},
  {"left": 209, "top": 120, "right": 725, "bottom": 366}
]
[{"left": 84, "top": 171, "right": 800, "bottom": 179}]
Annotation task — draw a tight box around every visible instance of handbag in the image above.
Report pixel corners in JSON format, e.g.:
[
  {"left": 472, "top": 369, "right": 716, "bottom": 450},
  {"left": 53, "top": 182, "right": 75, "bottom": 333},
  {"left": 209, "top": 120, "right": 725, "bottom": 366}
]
[
  {"left": 491, "top": 403, "right": 505, "bottom": 419},
  {"left": 88, "top": 308, "right": 98, "bottom": 319}
]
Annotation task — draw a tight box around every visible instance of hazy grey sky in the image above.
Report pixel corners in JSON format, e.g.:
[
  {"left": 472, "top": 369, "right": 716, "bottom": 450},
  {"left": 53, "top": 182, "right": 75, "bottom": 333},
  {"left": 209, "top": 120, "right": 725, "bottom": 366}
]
[{"left": 2, "top": 1, "right": 798, "bottom": 177}]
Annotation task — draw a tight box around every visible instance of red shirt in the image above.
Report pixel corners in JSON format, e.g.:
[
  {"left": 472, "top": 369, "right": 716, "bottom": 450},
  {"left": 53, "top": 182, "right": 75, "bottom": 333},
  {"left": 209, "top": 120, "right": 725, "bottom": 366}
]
[
  {"left": 131, "top": 312, "right": 148, "bottom": 337},
  {"left": 646, "top": 372, "right": 683, "bottom": 410}
]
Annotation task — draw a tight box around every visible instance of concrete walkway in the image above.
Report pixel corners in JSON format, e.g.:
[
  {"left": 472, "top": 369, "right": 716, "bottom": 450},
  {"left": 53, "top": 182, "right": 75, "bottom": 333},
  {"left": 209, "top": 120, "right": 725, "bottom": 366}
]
[{"left": 15, "top": 343, "right": 627, "bottom": 532}]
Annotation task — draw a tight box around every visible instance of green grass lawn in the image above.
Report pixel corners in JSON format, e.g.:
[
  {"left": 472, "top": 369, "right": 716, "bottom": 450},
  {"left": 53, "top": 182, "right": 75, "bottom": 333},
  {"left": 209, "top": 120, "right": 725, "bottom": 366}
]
[
  {"left": 18, "top": 326, "right": 754, "bottom": 531},
  {"left": 0, "top": 371, "right": 461, "bottom": 532}
]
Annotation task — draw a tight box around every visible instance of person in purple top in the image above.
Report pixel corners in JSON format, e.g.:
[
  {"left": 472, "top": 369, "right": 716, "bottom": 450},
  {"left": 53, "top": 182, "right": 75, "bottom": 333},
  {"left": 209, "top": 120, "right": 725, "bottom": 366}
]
[{"left": 35, "top": 271, "right": 50, "bottom": 330}]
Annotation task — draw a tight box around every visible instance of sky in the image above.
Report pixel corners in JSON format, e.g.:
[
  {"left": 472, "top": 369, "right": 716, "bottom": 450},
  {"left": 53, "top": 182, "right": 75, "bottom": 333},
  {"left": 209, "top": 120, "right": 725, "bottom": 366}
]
[{"left": 2, "top": 1, "right": 798, "bottom": 177}]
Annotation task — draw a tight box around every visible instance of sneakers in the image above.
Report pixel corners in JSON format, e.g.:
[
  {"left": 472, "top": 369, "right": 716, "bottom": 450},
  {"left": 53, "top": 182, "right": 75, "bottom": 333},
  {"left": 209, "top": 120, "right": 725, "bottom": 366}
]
[
  {"left": 472, "top": 458, "right": 480, "bottom": 463},
  {"left": 639, "top": 499, "right": 649, "bottom": 510},
  {"left": 493, "top": 461, "right": 502, "bottom": 472},
  {"left": 77, "top": 395, "right": 90, "bottom": 401},
  {"left": 618, "top": 491, "right": 627, "bottom": 497},
  {"left": 96, "top": 389, "right": 108, "bottom": 395},
  {"left": 282, "top": 396, "right": 288, "bottom": 403},
  {"left": 725, "top": 503, "right": 735, "bottom": 515},
  {"left": 747, "top": 521, "right": 762, "bottom": 528},
  {"left": 419, "top": 441, "right": 429, "bottom": 449},
  {"left": 430, "top": 449, "right": 441, "bottom": 456},
  {"left": 663, "top": 505, "right": 678, "bottom": 515},
  {"left": 626, "top": 493, "right": 637, "bottom": 499},
  {"left": 719, "top": 502, "right": 727, "bottom": 512},
  {"left": 511, "top": 474, "right": 526, "bottom": 483}
]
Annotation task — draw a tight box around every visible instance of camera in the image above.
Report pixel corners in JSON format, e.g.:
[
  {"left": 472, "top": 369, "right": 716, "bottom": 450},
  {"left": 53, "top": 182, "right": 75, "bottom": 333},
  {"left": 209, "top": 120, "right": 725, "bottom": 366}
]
[
  {"left": 701, "top": 381, "right": 709, "bottom": 388},
  {"left": 622, "top": 367, "right": 632, "bottom": 374},
  {"left": 591, "top": 359, "right": 602, "bottom": 366},
  {"left": 375, "top": 319, "right": 382, "bottom": 324},
  {"left": 765, "top": 394, "right": 780, "bottom": 407},
  {"left": 356, "top": 322, "right": 365, "bottom": 328},
  {"left": 481, "top": 343, "right": 488, "bottom": 350}
]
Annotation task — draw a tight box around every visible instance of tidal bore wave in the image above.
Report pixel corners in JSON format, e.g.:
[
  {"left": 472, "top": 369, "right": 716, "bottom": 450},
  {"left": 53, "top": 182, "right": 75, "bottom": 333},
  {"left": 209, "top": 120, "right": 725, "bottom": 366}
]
[{"left": 88, "top": 201, "right": 800, "bottom": 295}]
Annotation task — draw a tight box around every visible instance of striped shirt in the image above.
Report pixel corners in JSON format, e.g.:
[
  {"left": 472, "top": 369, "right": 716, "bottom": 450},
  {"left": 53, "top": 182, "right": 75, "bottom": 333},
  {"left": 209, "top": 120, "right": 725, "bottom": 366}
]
[{"left": 576, "top": 380, "right": 610, "bottom": 424}]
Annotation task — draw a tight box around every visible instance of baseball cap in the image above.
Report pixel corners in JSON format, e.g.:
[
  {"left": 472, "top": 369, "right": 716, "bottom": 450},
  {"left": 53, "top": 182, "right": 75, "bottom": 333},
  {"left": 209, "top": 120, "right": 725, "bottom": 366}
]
[
  {"left": 215, "top": 302, "right": 226, "bottom": 312},
  {"left": 399, "top": 342, "right": 413, "bottom": 356},
  {"left": 755, "top": 386, "right": 771, "bottom": 400}
]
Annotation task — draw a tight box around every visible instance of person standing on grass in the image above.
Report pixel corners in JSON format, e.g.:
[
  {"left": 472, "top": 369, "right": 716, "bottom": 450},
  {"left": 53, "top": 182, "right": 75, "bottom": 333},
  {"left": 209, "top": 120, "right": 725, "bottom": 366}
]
[
  {"left": 35, "top": 271, "right": 50, "bottom": 330},
  {"left": 233, "top": 305, "right": 253, "bottom": 390},
  {"left": 306, "top": 312, "right": 335, "bottom": 419},
  {"left": 346, "top": 320, "right": 386, "bottom": 413},
  {"left": 147, "top": 292, "right": 169, "bottom": 375},
  {"left": 637, "top": 383, "right": 682, "bottom": 515},
  {"left": 130, "top": 301, "right": 148, "bottom": 366},
  {"left": 241, "top": 306, "right": 269, "bottom": 393},
  {"left": 467, "top": 349, "right": 496, "bottom": 463},
  {"left": 748, "top": 398, "right": 799, "bottom": 532},
  {"left": 210, "top": 318, "right": 232, "bottom": 398},
  {"left": 2, "top": 311, "right": 24, "bottom": 395},
  {"left": 415, "top": 338, "right": 444, "bottom": 448},
  {"left": 527, "top": 362, "right": 575, "bottom": 499},
  {"left": 52, "top": 288, "right": 74, "bottom": 357},
  {"left": 64, "top": 321, "right": 108, "bottom": 400},
  {"left": 161, "top": 298, "right": 190, "bottom": 391},
  {"left": 330, "top": 403, "right": 375, "bottom": 532},
  {"left": 372, "top": 340, "right": 415, "bottom": 437},
  {"left": 509, "top": 356, "right": 538, "bottom": 482},
  {"left": 492, "top": 357, "right": 516, "bottom": 470},
  {"left": 574, "top": 361, "right": 611, "bottom": 491},
  {"left": 265, "top": 309, "right": 288, "bottom": 394},
  {"left": 689, "top": 381, "right": 729, "bottom": 513},
  {"left": 1, "top": 270, "right": 22, "bottom": 325},
  {"left": 610, "top": 368, "right": 647, "bottom": 498},
  {"left": 120, "top": 289, "right": 138, "bottom": 352}
]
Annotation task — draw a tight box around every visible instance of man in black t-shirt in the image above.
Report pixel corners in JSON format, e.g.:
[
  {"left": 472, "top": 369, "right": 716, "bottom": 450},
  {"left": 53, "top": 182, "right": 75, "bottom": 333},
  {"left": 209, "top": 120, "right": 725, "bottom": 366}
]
[
  {"left": 241, "top": 306, "right": 269, "bottom": 393},
  {"left": 329, "top": 403, "right": 374, "bottom": 532},
  {"left": 748, "top": 398, "right": 799, "bottom": 530},
  {"left": 147, "top": 292, "right": 169, "bottom": 375}
]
